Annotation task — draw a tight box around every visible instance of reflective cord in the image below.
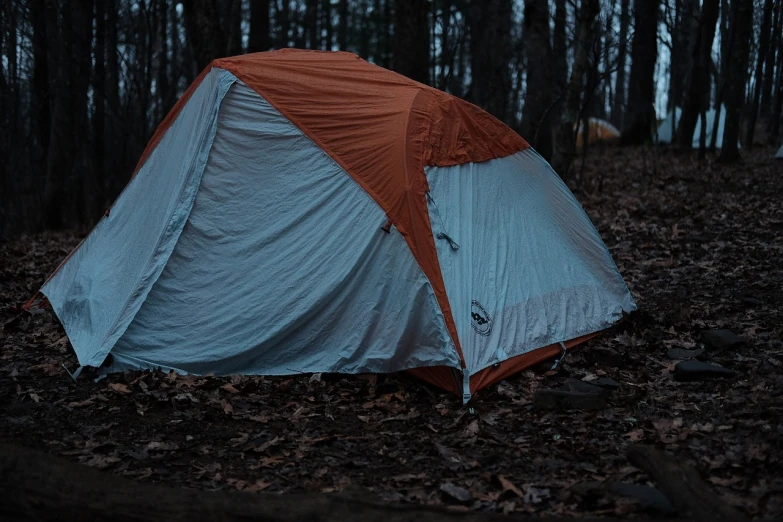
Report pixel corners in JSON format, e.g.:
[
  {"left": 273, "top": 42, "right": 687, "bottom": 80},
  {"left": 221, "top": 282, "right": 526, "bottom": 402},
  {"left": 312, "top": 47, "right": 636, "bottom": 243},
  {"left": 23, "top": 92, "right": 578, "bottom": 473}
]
[
  {"left": 550, "top": 342, "right": 568, "bottom": 370},
  {"left": 63, "top": 365, "right": 83, "bottom": 383},
  {"left": 427, "top": 192, "right": 460, "bottom": 250}
]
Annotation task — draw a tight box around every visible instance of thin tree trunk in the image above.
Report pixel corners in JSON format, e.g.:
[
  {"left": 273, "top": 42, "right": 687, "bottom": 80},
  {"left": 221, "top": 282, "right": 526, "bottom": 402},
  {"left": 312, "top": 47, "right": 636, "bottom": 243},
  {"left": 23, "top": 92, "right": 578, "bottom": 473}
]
[
  {"left": 612, "top": 0, "right": 630, "bottom": 128},
  {"left": 305, "top": 0, "right": 318, "bottom": 49},
  {"left": 552, "top": 0, "right": 568, "bottom": 119},
  {"left": 249, "top": 0, "right": 270, "bottom": 52},
  {"left": 719, "top": 0, "right": 753, "bottom": 161},
  {"left": 745, "top": 0, "right": 773, "bottom": 150},
  {"left": 521, "top": 0, "right": 553, "bottom": 159},
  {"left": 280, "top": 0, "right": 291, "bottom": 48},
  {"left": 468, "top": 0, "right": 512, "bottom": 122},
  {"left": 322, "top": 0, "right": 333, "bottom": 50},
  {"left": 760, "top": 0, "right": 780, "bottom": 118},
  {"left": 622, "top": 0, "right": 661, "bottom": 145},
  {"left": 94, "top": 0, "right": 107, "bottom": 211},
  {"left": 551, "top": 0, "right": 601, "bottom": 177},
  {"left": 184, "top": 0, "right": 228, "bottom": 70},
  {"left": 337, "top": 0, "right": 348, "bottom": 50},
  {"left": 675, "top": 0, "right": 719, "bottom": 150},
  {"left": 765, "top": 18, "right": 783, "bottom": 144},
  {"left": 393, "top": 0, "right": 430, "bottom": 84}
]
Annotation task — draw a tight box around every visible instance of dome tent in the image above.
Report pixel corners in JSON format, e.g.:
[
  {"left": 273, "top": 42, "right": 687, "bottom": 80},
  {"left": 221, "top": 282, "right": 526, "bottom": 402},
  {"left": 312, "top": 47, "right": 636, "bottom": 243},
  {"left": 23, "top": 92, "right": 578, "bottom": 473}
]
[
  {"left": 575, "top": 117, "right": 621, "bottom": 147},
  {"left": 32, "top": 50, "right": 636, "bottom": 402},
  {"left": 656, "top": 105, "right": 737, "bottom": 149},
  {"left": 776, "top": 143, "right": 783, "bottom": 158}
]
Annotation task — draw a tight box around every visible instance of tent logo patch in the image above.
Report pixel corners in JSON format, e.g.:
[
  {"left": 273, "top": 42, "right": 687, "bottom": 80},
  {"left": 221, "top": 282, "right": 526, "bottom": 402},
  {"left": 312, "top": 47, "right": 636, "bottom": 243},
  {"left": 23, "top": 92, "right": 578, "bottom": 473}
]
[{"left": 471, "top": 301, "right": 492, "bottom": 336}]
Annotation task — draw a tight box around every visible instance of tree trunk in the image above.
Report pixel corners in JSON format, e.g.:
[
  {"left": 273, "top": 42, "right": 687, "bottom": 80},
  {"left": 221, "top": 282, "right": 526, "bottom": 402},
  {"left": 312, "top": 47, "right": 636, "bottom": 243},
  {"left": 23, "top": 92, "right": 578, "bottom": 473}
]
[
  {"left": 760, "top": 0, "right": 780, "bottom": 118},
  {"left": 279, "top": 0, "right": 291, "bottom": 48},
  {"left": 322, "top": 0, "right": 333, "bottom": 50},
  {"left": 43, "top": 0, "right": 69, "bottom": 229},
  {"left": 31, "top": 0, "right": 50, "bottom": 179},
  {"left": 184, "top": 0, "right": 228, "bottom": 70},
  {"left": 521, "top": 0, "right": 553, "bottom": 159},
  {"left": 94, "top": 0, "right": 107, "bottom": 211},
  {"left": 675, "top": 0, "right": 719, "bottom": 150},
  {"left": 768, "top": 16, "right": 783, "bottom": 143},
  {"left": 305, "top": 0, "right": 319, "bottom": 49},
  {"left": 622, "top": 0, "right": 660, "bottom": 145},
  {"left": 71, "top": 0, "right": 94, "bottom": 224},
  {"left": 337, "top": 0, "right": 348, "bottom": 50},
  {"left": 393, "top": 0, "right": 430, "bottom": 84},
  {"left": 719, "top": 0, "right": 753, "bottom": 161},
  {"left": 745, "top": 0, "right": 774, "bottom": 150},
  {"left": 551, "top": 0, "right": 601, "bottom": 176},
  {"left": 249, "top": 0, "right": 270, "bottom": 52},
  {"left": 552, "top": 0, "right": 568, "bottom": 114},
  {"left": 468, "top": 0, "right": 512, "bottom": 122},
  {"left": 611, "top": 0, "right": 630, "bottom": 129}
]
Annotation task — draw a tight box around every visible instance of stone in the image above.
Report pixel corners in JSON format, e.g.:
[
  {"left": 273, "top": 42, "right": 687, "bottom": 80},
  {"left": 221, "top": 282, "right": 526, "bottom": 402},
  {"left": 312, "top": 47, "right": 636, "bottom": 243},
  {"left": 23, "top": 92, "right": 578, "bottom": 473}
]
[
  {"left": 701, "top": 329, "right": 743, "bottom": 350},
  {"left": 589, "top": 347, "right": 626, "bottom": 368},
  {"left": 673, "top": 360, "right": 737, "bottom": 381},
  {"left": 666, "top": 347, "right": 706, "bottom": 361},
  {"left": 534, "top": 381, "right": 609, "bottom": 411},
  {"left": 590, "top": 377, "right": 620, "bottom": 390},
  {"left": 439, "top": 482, "right": 472, "bottom": 503},
  {"left": 610, "top": 482, "right": 676, "bottom": 514}
]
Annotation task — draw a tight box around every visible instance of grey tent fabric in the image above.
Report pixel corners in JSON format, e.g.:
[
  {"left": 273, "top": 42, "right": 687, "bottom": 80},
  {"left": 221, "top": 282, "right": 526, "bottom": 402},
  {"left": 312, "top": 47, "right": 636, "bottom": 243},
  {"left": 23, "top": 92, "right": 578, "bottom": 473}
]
[{"left": 656, "top": 106, "right": 737, "bottom": 149}]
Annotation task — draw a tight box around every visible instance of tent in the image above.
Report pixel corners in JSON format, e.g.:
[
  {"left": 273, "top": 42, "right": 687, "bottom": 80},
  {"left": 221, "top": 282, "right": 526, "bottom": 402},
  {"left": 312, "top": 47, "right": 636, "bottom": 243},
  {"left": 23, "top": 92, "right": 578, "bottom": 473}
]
[
  {"left": 575, "top": 117, "right": 621, "bottom": 148},
  {"left": 30, "top": 50, "right": 636, "bottom": 402},
  {"left": 656, "top": 105, "right": 737, "bottom": 149},
  {"left": 776, "top": 144, "right": 783, "bottom": 158}
]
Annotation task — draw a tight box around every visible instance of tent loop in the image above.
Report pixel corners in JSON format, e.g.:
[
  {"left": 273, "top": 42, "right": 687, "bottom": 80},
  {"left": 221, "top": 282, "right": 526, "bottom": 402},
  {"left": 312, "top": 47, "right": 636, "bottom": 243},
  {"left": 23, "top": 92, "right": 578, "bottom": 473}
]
[
  {"left": 380, "top": 219, "right": 393, "bottom": 234},
  {"left": 436, "top": 232, "right": 460, "bottom": 251},
  {"left": 426, "top": 192, "right": 459, "bottom": 250},
  {"left": 550, "top": 342, "right": 568, "bottom": 370}
]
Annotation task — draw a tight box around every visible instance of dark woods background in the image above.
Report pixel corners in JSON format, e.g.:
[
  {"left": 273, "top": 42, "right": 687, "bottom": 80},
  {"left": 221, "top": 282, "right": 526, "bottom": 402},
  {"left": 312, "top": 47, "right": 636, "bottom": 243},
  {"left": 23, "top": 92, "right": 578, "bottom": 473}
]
[{"left": 1, "top": 0, "right": 782, "bottom": 237}]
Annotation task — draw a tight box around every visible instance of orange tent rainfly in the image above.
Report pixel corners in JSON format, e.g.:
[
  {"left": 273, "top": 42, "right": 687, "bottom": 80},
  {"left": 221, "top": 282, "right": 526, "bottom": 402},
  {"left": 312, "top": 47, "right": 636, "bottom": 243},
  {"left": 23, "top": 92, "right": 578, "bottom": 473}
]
[
  {"left": 575, "top": 117, "right": 621, "bottom": 148},
  {"left": 31, "top": 50, "right": 636, "bottom": 402}
]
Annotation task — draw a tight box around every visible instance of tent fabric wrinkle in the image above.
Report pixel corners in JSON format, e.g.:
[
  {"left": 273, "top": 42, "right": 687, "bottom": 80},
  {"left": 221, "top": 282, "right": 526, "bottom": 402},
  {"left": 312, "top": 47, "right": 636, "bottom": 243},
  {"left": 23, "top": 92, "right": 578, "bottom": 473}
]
[
  {"left": 35, "top": 49, "right": 637, "bottom": 400},
  {"left": 42, "top": 69, "right": 236, "bottom": 368},
  {"left": 425, "top": 148, "right": 635, "bottom": 375},
  {"left": 110, "top": 81, "right": 461, "bottom": 377}
]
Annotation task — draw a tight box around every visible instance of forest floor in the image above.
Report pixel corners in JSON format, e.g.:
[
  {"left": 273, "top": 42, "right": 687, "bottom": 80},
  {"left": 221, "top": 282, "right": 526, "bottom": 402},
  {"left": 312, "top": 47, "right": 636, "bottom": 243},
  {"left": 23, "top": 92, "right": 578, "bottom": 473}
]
[{"left": 1, "top": 145, "right": 782, "bottom": 519}]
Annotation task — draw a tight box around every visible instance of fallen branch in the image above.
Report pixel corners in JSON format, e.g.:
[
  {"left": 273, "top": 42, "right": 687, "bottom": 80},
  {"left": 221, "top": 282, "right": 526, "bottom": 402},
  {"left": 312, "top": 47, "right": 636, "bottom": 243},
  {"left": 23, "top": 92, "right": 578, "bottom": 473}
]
[
  {"left": 626, "top": 445, "right": 746, "bottom": 522},
  {"left": 0, "top": 442, "right": 698, "bottom": 522}
]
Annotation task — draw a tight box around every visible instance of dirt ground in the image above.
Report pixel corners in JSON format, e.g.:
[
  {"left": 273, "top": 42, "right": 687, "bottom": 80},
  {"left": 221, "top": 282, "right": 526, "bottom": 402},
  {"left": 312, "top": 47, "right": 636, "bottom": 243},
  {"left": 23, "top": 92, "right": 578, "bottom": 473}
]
[{"left": 1, "top": 146, "right": 782, "bottom": 519}]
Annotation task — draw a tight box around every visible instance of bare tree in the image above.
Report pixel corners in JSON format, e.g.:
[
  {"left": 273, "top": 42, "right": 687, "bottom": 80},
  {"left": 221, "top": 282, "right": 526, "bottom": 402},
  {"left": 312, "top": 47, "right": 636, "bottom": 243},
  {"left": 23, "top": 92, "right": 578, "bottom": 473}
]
[
  {"left": 611, "top": 0, "right": 630, "bottom": 129},
  {"left": 468, "top": 0, "right": 512, "bottom": 122},
  {"left": 622, "top": 0, "right": 660, "bottom": 145},
  {"left": 745, "top": 0, "right": 774, "bottom": 150},
  {"left": 551, "top": 0, "right": 601, "bottom": 176},
  {"left": 719, "top": 0, "right": 753, "bottom": 162},
  {"left": 521, "top": 0, "right": 554, "bottom": 159},
  {"left": 249, "top": 0, "right": 270, "bottom": 52},
  {"left": 675, "top": 0, "right": 719, "bottom": 151},
  {"left": 393, "top": 0, "right": 430, "bottom": 84}
]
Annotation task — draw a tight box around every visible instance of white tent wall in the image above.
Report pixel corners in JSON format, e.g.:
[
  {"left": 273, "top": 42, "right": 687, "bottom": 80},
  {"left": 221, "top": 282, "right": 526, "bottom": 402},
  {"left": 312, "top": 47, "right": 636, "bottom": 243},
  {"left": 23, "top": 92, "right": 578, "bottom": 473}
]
[
  {"left": 656, "top": 106, "right": 738, "bottom": 149},
  {"left": 41, "top": 69, "right": 236, "bottom": 368},
  {"left": 425, "top": 149, "right": 636, "bottom": 376},
  {"left": 656, "top": 107, "right": 682, "bottom": 144},
  {"left": 109, "top": 80, "right": 461, "bottom": 376}
]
